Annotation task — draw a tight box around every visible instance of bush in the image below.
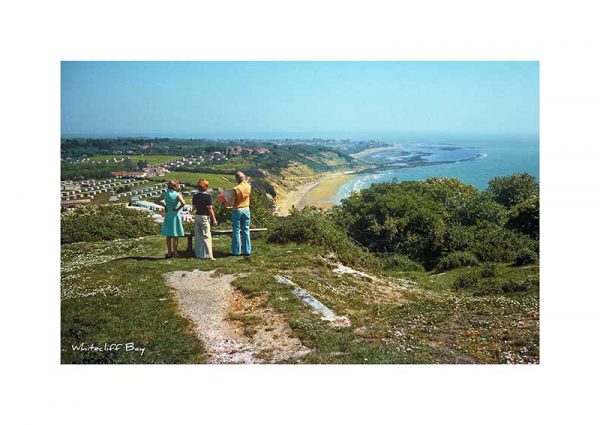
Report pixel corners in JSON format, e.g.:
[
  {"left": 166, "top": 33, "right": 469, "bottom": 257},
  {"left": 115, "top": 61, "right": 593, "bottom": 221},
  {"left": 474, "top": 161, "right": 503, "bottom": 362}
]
[
  {"left": 454, "top": 192, "right": 507, "bottom": 227},
  {"left": 267, "top": 208, "right": 375, "bottom": 267},
  {"left": 444, "top": 222, "right": 537, "bottom": 263},
  {"left": 335, "top": 179, "right": 452, "bottom": 268},
  {"left": 61, "top": 204, "right": 160, "bottom": 244},
  {"left": 507, "top": 195, "right": 539, "bottom": 240},
  {"left": 480, "top": 263, "right": 499, "bottom": 278},
  {"left": 452, "top": 271, "right": 480, "bottom": 290},
  {"left": 501, "top": 277, "right": 536, "bottom": 293},
  {"left": 336, "top": 176, "right": 539, "bottom": 269},
  {"left": 452, "top": 272, "right": 503, "bottom": 296},
  {"left": 487, "top": 173, "right": 539, "bottom": 208},
  {"left": 453, "top": 267, "right": 537, "bottom": 295},
  {"left": 436, "top": 251, "right": 480, "bottom": 271},
  {"left": 514, "top": 248, "right": 538, "bottom": 266},
  {"left": 380, "top": 254, "right": 425, "bottom": 272}
]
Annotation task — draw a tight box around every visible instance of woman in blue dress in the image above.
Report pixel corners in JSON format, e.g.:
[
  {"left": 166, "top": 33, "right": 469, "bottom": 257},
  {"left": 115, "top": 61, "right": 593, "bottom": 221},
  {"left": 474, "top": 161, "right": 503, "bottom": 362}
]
[{"left": 158, "top": 180, "right": 186, "bottom": 257}]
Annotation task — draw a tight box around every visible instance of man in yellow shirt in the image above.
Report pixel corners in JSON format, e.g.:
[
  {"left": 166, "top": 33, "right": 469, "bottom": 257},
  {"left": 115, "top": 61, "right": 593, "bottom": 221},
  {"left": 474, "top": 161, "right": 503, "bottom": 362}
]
[{"left": 231, "top": 171, "right": 252, "bottom": 256}]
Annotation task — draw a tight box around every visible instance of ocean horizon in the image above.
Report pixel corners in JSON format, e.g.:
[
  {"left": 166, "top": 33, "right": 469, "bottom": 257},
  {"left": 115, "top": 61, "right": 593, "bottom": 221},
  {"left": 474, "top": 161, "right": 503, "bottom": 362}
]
[{"left": 332, "top": 136, "right": 539, "bottom": 203}]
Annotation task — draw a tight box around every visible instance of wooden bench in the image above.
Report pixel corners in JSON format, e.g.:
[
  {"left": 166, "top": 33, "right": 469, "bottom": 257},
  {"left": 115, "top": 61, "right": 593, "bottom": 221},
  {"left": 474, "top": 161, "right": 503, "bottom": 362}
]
[{"left": 184, "top": 228, "right": 268, "bottom": 255}]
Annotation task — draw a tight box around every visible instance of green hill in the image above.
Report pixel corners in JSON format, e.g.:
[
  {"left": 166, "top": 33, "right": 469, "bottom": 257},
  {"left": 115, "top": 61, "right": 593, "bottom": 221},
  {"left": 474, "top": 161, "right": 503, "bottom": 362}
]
[
  {"left": 61, "top": 234, "right": 538, "bottom": 364},
  {"left": 61, "top": 174, "right": 539, "bottom": 364}
]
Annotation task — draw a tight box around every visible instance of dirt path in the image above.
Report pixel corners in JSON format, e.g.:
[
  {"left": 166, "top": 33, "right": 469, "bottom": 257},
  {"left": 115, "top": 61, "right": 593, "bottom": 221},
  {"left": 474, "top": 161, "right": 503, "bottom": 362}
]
[{"left": 166, "top": 269, "right": 311, "bottom": 364}]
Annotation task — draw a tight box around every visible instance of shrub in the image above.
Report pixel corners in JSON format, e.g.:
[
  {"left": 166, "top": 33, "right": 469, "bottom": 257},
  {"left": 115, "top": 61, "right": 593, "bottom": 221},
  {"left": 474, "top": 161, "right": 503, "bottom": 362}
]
[
  {"left": 471, "top": 279, "right": 505, "bottom": 296},
  {"left": 514, "top": 248, "right": 538, "bottom": 266},
  {"left": 452, "top": 271, "right": 480, "bottom": 290},
  {"left": 335, "top": 179, "right": 450, "bottom": 268},
  {"left": 444, "top": 222, "right": 537, "bottom": 263},
  {"left": 507, "top": 195, "right": 539, "bottom": 240},
  {"left": 453, "top": 268, "right": 537, "bottom": 296},
  {"left": 452, "top": 272, "right": 503, "bottom": 296},
  {"left": 61, "top": 204, "right": 160, "bottom": 244},
  {"left": 267, "top": 208, "right": 375, "bottom": 267},
  {"left": 487, "top": 173, "right": 538, "bottom": 208},
  {"left": 436, "top": 251, "right": 480, "bottom": 271},
  {"left": 480, "top": 263, "right": 499, "bottom": 278},
  {"left": 380, "top": 254, "right": 425, "bottom": 272},
  {"left": 501, "top": 277, "right": 536, "bottom": 293},
  {"left": 337, "top": 177, "right": 539, "bottom": 269},
  {"left": 453, "top": 192, "right": 507, "bottom": 226}
]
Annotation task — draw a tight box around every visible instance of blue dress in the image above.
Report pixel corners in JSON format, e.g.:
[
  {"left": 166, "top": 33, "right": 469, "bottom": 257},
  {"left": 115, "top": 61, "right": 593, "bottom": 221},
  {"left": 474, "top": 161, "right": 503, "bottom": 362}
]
[{"left": 161, "top": 189, "right": 185, "bottom": 237}]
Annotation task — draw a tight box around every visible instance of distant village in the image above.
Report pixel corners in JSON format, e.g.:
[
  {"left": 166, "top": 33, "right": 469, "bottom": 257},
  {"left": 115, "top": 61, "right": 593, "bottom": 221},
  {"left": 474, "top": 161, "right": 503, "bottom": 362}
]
[
  {"left": 61, "top": 177, "right": 197, "bottom": 224},
  {"left": 64, "top": 144, "right": 270, "bottom": 168}
]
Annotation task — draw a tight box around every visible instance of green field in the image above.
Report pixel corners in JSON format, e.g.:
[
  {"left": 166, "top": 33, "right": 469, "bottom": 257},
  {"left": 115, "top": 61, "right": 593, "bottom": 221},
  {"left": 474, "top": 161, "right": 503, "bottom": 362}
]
[
  {"left": 88, "top": 155, "right": 182, "bottom": 166},
  {"left": 149, "top": 171, "right": 236, "bottom": 189}
]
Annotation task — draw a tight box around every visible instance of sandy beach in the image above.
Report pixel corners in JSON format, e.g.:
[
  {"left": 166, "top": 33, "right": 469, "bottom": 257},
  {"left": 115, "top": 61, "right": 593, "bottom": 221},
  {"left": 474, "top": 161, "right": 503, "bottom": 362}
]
[
  {"left": 275, "top": 146, "right": 390, "bottom": 216},
  {"left": 276, "top": 171, "right": 355, "bottom": 216}
]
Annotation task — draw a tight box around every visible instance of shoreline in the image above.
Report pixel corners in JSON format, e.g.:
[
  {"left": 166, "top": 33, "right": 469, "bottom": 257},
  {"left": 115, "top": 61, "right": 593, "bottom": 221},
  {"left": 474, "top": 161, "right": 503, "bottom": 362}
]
[
  {"left": 296, "top": 172, "right": 355, "bottom": 210},
  {"left": 276, "top": 170, "right": 356, "bottom": 216},
  {"left": 276, "top": 146, "right": 383, "bottom": 216},
  {"left": 350, "top": 145, "right": 399, "bottom": 160}
]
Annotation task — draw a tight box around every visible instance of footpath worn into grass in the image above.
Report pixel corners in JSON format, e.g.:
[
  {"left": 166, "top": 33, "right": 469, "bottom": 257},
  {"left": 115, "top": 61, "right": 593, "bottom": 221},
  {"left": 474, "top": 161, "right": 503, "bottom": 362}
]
[{"left": 61, "top": 235, "right": 539, "bottom": 364}]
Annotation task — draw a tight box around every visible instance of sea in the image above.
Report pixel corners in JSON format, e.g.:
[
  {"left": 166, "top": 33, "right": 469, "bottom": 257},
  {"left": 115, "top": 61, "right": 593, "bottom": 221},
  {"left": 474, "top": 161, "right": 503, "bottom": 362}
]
[{"left": 332, "top": 135, "right": 539, "bottom": 204}]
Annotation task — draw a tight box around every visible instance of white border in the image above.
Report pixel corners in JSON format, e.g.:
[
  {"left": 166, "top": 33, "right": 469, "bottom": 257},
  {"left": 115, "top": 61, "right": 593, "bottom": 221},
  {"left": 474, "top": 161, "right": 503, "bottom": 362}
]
[{"left": 3, "top": 0, "right": 600, "bottom": 423}]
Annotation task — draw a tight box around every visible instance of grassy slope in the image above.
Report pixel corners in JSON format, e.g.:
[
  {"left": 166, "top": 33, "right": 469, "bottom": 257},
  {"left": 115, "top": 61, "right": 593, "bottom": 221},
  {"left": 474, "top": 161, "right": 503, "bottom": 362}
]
[
  {"left": 149, "top": 172, "right": 236, "bottom": 189},
  {"left": 61, "top": 235, "right": 539, "bottom": 364}
]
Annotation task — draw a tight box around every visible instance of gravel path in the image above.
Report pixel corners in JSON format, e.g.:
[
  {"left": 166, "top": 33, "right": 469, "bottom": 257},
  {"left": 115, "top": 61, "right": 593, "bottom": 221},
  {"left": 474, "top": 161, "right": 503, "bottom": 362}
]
[{"left": 166, "top": 269, "right": 310, "bottom": 364}]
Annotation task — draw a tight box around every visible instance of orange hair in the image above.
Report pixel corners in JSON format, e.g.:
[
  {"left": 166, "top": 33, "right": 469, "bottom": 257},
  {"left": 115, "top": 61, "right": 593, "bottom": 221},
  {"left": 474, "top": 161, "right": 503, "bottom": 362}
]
[{"left": 198, "top": 179, "right": 209, "bottom": 191}]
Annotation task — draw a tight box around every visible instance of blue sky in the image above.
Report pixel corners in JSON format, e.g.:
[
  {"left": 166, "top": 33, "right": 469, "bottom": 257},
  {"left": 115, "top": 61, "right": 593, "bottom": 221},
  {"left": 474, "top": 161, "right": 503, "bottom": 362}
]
[{"left": 61, "top": 61, "right": 538, "bottom": 139}]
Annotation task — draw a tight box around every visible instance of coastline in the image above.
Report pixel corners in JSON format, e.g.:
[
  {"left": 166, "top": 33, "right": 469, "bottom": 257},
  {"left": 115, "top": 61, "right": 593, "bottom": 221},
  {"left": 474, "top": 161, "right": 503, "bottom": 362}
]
[
  {"left": 276, "top": 170, "right": 355, "bottom": 216},
  {"left": 276, "top": 146, "right": 384, "bottom": 216},
  {"left": 350, "top": 145, "right": 398, "bottom": 160},
  {"left": 296, "top": 172, "right": 355, "bottom": 210}
]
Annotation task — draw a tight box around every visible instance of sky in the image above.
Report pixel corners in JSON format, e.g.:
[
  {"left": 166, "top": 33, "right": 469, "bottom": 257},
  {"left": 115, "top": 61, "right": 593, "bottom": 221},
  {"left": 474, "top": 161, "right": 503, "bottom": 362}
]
[{"left": 61, "top": 61, "right": 539, "bottom": 140}]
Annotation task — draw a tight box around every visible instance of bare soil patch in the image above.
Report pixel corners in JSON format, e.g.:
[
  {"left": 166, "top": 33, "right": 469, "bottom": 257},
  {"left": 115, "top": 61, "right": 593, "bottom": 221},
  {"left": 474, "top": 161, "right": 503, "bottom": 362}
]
[{"left": 166, "top": 269, "right": 310, "bottom": 364}]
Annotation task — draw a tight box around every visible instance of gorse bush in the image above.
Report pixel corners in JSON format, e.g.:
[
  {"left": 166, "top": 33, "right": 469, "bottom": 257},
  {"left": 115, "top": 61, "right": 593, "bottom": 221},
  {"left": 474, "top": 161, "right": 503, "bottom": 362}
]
[
  {"left": 267, "top": 208, "right": 376, "bottom": 267},
  {"left": 452, "top": 266, "right": 538, "bottom": 296},
  {"left": 335, "top": 175, "right": 539, "bottom": 270},
  {"left": 487, "top": 173, "right": 539, "bottom": 208},
  {"left": 454, "top": 192, "right": 507, "bottom": 227},
  {"left": 443, "top": 222, "right": 537, "bottom": 263},
  {"left": 61, "top": 204, "right": 159, "bottom": 244},
  {"left": 380, "top": 254, "right": 425, "bottom": 272},
  {"left": 507, "top": 194, "right": 539, "bottom": 240},
  {"left": 514, "top": 248, "right": 538, "bottom": 266},
  {"left": 481, "top": 263, "right": 499, "bottom": 278},
  {"left": 334, "top": 179, "right": 455, "bottom": 268},
  {"left": 453, "top": 270, "right": 480, "bottom": 290},
  {"left": 436, "top": 251, "right": 480, "bottom": 271}
]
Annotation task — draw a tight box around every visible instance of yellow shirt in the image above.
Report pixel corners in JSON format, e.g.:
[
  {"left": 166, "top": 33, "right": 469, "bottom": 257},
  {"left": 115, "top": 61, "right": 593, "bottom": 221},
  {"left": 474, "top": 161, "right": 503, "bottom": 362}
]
[{"left": 233, "top": 181, "right": 251, "bottom": 209}]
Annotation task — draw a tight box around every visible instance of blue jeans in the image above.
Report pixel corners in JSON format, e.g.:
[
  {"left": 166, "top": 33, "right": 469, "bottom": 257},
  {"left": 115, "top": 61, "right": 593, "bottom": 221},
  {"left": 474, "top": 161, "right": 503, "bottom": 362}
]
[{"left": 231, "top": 208, "right": 251, "bottom": 255}]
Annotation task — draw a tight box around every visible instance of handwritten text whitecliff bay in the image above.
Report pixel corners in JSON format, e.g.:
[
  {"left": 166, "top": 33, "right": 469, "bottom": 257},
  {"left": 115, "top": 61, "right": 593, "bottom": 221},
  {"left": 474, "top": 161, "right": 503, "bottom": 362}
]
[{"left": 71, "top": 342, "right": 146, "bottom": 356}]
